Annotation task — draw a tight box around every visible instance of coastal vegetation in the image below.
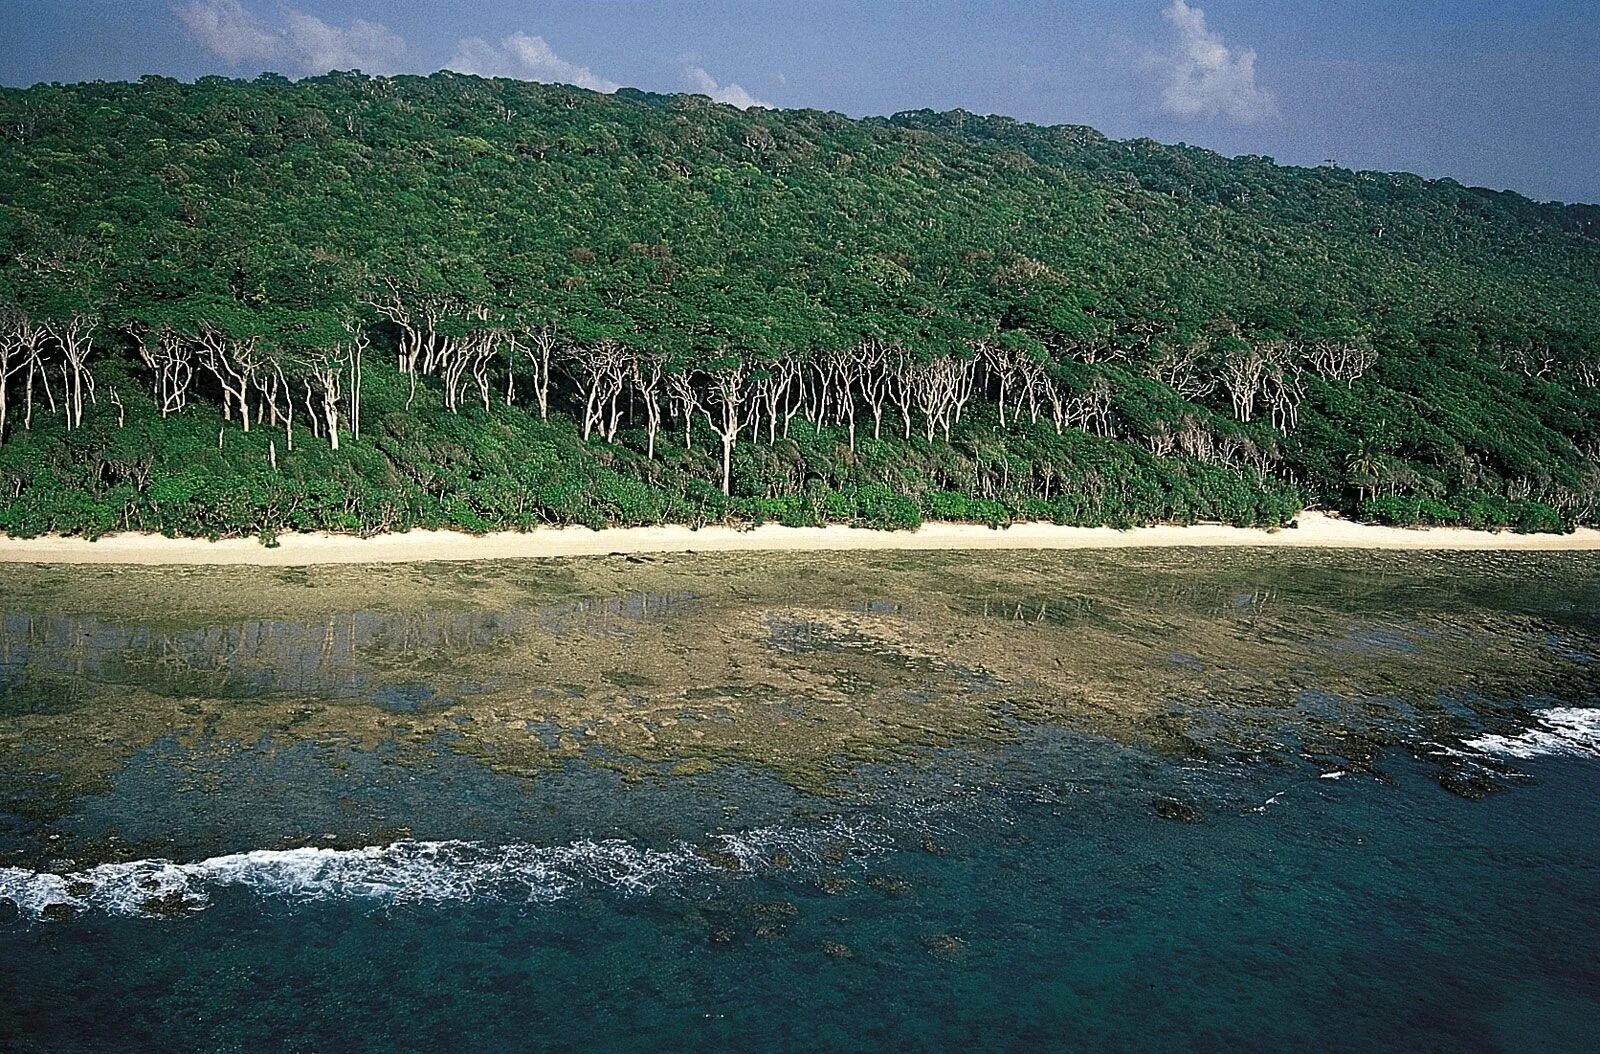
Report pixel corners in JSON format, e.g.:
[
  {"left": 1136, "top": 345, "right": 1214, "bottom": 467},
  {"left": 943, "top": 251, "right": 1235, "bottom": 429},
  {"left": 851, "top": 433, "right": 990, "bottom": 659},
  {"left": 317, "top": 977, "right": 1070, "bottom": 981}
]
[{"left": 0, "top": 72, "right": 1597, "bottom": 540}]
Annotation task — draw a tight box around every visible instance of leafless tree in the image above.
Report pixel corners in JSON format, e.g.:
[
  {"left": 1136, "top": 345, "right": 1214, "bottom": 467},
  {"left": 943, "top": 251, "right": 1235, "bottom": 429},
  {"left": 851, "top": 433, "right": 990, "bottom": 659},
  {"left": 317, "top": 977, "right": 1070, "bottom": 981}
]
[
  {"left": 818, "top": 344, "right": 862, "bottom": 448},
  {"left": 700, "top": 363, "right": 748, "bottom": 495},
  {"left": 1145, "top": 422, "right": 1177, "bottom": 458},
  {"left": 1504, "top": 342, "right": 1555, "bottom": 380},
  {"left": 567, "top": 339, "right": 630, "bottom": 441},
  {"left": 1058, "top": 377, "right": 1115, "bottom": 437},
  {"left": 980, "top": 341, "right": 1016, "bottom": 428},
  {"left": 343, "top": 319, "right": 366, "bottom": 441},
  {"left": 0, "top": 309, "right": 45, "bottom": 442},
  {"left": 1216, "top": 434, "right": 1275, "bottom": 482},
  {"left": 197, "top": 323, "right": 263, "bottom": 430},
  {"left": 437, "top": 315, "right": 499, "bottom": 413},
  {"left": 507, "top": 326, "right": 557, "bottom": 418},
  {"left": 252, "top": 358, "right": 295, "bottom": 451},
  {"left": 1572, "top": 355, "right": 1599, "bottom": 390},
  {"left": 43, "top": 313, "right": 96, "bottom": 430},
  {"left": 1175, "top": 415, "right": 1215, "bottom": 463},
  {"left": 363, "top": 277, "right": 448, "bottom": 375},
  {"left": 748, "top": 357, "right": 804, "bottom": 444},
  {"left": 667, "top": 368, "right": 701, "bottom": 451},
  {"left": 912, "top": 354, "right": 978, "bottom": 441},
  {"left": 1146, "top": 343, "right": 1216, "bottom": 400},
  {"left": 296, "top": 336, "right": 361, "bottom": 451},
  {"left": 23, "top": 334, "right": 55, "bottom": 430},
  {"left": 1264, "top": 357, "right": 1308, "bottom": 432},
  {"left": 1303, "top": 340, "right": 1377, "bottom": 386},
  {"left": 1221, "top": 344, "right": 1270, "bottom": 423},
  {"left": 631, "top": 350, "right": 666, "bottom": 459},
  {"left": 855, "top": 338, "right": 897, "bottom": 440},
  {"left": 133, "top": 326, "right": 197, "bottom": 417}
]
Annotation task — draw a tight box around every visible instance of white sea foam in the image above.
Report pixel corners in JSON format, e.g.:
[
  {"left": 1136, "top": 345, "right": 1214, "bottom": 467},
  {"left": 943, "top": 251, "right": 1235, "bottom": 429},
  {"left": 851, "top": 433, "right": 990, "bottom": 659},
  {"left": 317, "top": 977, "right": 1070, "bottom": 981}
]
[
  {"left": 1462, "top": 707, "right": 1600, "bottom": 760},
  {"left": 1249, "top": 789, "right": 1289, "bottom": 813},
  {"left": 0, "top": 818, "right": 890, "bottom": 922}
]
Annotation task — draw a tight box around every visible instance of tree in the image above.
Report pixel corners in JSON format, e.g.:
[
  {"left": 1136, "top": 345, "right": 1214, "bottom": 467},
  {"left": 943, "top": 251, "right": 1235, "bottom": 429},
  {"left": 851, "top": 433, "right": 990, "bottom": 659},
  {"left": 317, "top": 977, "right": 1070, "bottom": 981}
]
[{"left": 700, "top": 359, "right": 747, "bottom": 496}]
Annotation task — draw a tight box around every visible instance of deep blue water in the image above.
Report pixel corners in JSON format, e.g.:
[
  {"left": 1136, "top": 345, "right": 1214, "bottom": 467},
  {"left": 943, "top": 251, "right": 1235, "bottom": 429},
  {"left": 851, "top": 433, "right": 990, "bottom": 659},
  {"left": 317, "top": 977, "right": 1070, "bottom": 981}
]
[{"left": 3, "top": 721, "right": 1598, "bottom": 1053}]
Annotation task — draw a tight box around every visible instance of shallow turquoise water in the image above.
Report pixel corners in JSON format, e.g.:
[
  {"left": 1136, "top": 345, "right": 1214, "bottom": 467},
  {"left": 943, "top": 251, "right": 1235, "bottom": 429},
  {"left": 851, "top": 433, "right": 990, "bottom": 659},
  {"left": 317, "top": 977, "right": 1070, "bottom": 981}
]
[{"left": 3, "top": 720, "right": 1598, "bottom": 1053}]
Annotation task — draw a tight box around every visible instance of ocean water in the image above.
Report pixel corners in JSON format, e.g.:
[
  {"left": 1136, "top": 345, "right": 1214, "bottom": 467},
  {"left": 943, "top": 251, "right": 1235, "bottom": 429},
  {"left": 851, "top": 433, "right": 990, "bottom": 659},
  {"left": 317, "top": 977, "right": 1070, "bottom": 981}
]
[{"left": 1, "top": 552, "right": 1597, "bottom": 1052}]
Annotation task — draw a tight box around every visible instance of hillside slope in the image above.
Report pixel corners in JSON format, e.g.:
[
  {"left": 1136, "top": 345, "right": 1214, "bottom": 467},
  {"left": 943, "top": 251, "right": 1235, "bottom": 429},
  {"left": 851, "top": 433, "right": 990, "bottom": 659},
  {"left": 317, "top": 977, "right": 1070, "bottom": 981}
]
[{"left": 0, "top": 72, "right": 1596, "bottom": 539}]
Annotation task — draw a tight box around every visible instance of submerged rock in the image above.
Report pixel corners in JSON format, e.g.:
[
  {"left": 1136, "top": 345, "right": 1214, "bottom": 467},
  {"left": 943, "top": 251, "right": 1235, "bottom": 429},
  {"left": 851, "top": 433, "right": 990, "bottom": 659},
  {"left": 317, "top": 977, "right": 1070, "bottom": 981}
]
[
  {"left": 693, "top": 846, "right": 744, "bottom": 872},
  {"left": 1152, "top": 798, "right": 1202, "bottom": 823},
  {"left": 822, "top": 941, "right": 854, "bottom": 959},
  {"left": 867, "top": 875, "right": 912, "bottom": 896},
  {"left": 1438, "top": 769, "right": 1501, "bottom": 800},
  {"left": 139, "top": 892, "right": 197, "bottom": 918},
  {"left": 748, "top": 900, "right": 799, "bottom": 920}
]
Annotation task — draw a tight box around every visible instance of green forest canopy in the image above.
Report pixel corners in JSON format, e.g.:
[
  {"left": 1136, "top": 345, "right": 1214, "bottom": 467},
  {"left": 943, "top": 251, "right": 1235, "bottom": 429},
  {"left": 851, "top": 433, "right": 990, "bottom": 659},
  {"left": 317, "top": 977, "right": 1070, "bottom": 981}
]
[{"left": 0, "top": 70, "right": 1597, "bottom": 539}]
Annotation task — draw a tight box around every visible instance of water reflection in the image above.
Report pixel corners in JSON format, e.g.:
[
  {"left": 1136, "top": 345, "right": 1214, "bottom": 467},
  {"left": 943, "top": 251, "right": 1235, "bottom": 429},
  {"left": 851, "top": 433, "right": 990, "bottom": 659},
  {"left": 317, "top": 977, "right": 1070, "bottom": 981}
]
[
  {"left": 0, "top": 591, "right": 703, "bottom": 709},
  {"left": 0, "top": 609, "right": 516, "bottom": 703}
]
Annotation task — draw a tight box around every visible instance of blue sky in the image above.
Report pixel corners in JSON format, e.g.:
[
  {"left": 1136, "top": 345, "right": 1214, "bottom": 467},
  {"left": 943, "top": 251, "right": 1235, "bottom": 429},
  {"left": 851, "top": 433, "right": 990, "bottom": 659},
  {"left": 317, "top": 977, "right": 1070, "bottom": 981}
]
[{"left": 3, "top": 0, "right": 1597, "bottom": 202}]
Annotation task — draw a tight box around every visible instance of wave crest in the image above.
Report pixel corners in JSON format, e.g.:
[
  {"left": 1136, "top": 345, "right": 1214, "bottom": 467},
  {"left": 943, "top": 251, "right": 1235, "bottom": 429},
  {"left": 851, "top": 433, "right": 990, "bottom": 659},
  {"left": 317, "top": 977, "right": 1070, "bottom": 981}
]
[
  {"left": 1, "top": 818, "right": 890, "bottom": 922},
  {"left": 1463, "top": 707, "right": 1600, "bottom": 760}
]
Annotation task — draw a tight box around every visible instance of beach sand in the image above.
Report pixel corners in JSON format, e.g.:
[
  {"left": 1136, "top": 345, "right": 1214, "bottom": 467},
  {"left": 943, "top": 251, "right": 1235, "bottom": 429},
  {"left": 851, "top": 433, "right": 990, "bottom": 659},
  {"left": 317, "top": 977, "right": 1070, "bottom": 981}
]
[{"left": 0, "top": 511, "right": 1597, "bottom": 566}]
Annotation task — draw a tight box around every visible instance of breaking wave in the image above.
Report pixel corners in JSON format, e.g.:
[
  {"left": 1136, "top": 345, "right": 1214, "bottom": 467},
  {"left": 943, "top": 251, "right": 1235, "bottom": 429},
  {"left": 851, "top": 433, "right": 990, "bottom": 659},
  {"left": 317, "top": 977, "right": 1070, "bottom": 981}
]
[
  {"left": 1463, "top": 707, "right": 1600, "bottom": 761},
  {"left": 0, "top": 818, "right": 891, "bottom": 922}
]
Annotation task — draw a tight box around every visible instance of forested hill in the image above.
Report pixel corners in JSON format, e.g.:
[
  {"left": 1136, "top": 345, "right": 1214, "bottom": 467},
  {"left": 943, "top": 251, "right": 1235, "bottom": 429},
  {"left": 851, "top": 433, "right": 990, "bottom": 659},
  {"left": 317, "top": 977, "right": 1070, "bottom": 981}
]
[{"left": 1, "top": 72, "right": 1597, "bottom": 540}]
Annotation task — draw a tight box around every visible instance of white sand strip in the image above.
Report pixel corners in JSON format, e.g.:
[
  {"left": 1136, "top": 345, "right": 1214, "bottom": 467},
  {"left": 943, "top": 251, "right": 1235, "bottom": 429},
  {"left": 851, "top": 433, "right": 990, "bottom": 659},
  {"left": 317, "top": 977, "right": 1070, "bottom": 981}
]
[{"left": 0, "top": 511, "right": 1596, "bottom": 566}]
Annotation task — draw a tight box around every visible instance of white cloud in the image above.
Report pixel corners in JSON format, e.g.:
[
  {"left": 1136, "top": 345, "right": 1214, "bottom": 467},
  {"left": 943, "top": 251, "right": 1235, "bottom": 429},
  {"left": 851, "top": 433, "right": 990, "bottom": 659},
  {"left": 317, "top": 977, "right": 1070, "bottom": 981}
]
[
  {"left": 174, "top": 1, "right": 404, "bottom": 74},
  {"left": 176, "top": 4, "right": 767, "bottom": 107},
  {"left": 174, "top": 0, "right": 279, "bottom": 63},
  {"left": 282, "top": 11, "right": 404, "bottom": 73},
  {"left": 684, "top": 65, "right": 770, "bottom": 109},
  {"left": 1143, "top": 0, "right": 1276, "bottom": 124},
  {"left": 445, "top": 31, "right": 620, "bottom": 92}
]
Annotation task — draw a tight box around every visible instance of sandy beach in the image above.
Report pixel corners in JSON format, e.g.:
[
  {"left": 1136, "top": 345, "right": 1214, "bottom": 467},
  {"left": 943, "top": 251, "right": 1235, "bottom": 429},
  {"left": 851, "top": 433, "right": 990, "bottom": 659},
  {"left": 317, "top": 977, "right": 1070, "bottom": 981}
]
[{"left": 0, "top": 511, "right": 1596, "bottom": 565}]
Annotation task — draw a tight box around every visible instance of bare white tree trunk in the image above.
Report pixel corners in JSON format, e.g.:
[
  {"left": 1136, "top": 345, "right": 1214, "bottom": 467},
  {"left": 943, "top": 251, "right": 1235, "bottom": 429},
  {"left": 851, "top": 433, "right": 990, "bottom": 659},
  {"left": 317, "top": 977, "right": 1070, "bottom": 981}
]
[
  {"left": 855, "top": 339, "right": 894, "bottom": 440},
  {"left": 343, "top": 320, "right": 366, "bottom": 441},
  {"left": 700, "top": 365, "right": 747, "bottom": 496},
  {"left": 632, "top": 353, "right": 665, "bottom": 459},
  {"left": 1222, "top": 346, "right": 1268, "bottom": 423},
  {"left": 44, "top": 315, "right": 96, "bottom": 430},
  {"left": 197, "top": 324, "right": 262, "bottom": 432},
  {"left": 908, "top": 353, "right": 979, "bottom": 442},
  {"left": 297, "top": 338, "right": 360, "bottom": 451},
  {"left": 668, "top": 370, "right": 700, "bottom": 450},
  {"left": 508, "top": 327, "right": 557, "bottom": 419},
  {"left": 570, "top": 340, "right": 629, "bottom": 441},
  {"left": 136, "top": 327, "right": 197, "bottom": 417},
  {"left": 1304, "top": 340, "right": 1377, "bottom": 387},
  {"left": 821, "top": 346, "right": 860, "bottom": 449},
  {"left": 0, "top": 313, "right": 45, "bottom": 443}
]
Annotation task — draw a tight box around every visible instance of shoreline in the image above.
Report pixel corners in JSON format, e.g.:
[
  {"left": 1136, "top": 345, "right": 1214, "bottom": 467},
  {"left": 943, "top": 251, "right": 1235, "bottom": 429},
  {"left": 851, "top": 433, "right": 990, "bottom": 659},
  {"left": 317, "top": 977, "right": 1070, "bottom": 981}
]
[{"left": 0, "top": 511, "right": 1597, "bottom": 566}]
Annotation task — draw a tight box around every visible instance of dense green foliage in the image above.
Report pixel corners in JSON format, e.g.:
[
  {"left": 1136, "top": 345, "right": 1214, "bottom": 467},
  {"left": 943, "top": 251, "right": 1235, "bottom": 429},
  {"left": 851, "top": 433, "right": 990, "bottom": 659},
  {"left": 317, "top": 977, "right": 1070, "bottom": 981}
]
[{"left": 0, "top": 71, "right": 1596, "bottom": 540}]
